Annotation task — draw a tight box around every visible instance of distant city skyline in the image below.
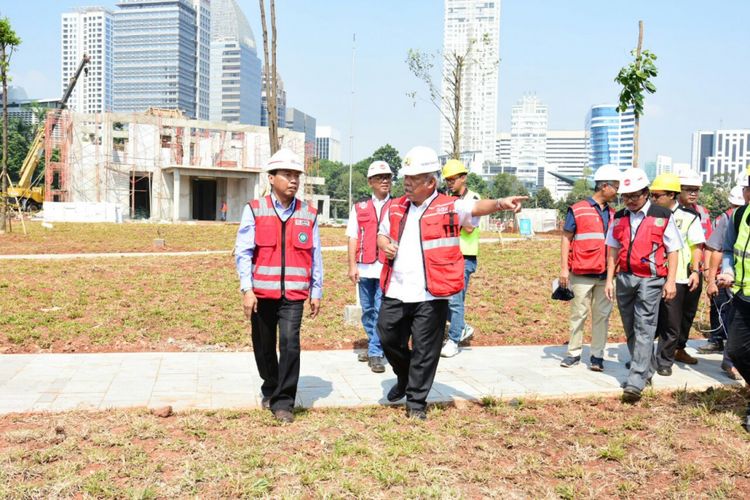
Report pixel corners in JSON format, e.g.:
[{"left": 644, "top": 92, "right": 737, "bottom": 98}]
[{"left": 3, "top": 1, "right": 749, "bottom": 165}]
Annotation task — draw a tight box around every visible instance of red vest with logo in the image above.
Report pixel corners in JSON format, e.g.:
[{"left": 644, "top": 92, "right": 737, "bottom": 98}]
[
  {"left": 250, "top": 196, "right": 317, "bottom": 300},
  {"left": 568, "top": 200, "right": 613, "bottom": 275},
  {"left": 611, "top": 204, "right": 672, "bottom": 278},
  {"left": 380, "top": 193, "right": 464, "bottom": 297},
  {"left": 354, "top": 197, "right": 392, "bottom": 264}
]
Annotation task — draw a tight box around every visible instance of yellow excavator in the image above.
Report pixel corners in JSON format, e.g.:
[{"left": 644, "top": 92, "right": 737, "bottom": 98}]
[{"left": 6, "top": 54, "right": 90, "bottom": 210}]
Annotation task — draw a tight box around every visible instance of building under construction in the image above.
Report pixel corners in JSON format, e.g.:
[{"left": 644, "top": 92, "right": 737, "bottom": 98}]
[{"left": 42, "top": 109, "right": 328, "bottom": 222}]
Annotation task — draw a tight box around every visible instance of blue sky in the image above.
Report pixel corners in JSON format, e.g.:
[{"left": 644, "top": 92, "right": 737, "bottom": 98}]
[{"left": 2, "top": 1, "right": 748, "bottom": 166}]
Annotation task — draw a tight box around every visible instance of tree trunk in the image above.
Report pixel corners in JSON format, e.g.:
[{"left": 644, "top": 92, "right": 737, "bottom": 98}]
[
  {"left": 259, "top": 0, "right": 279, "bottom": 155},
  {"left": 1, "top": 43, "right": 8, "bottom": 233},
  {"left": 633, "top": 20, "right": 643, "bottom": 169}
]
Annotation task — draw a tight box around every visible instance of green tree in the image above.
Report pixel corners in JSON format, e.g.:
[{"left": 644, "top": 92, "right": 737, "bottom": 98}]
[
  {"left": 369, "top": 144, "right": 401, "bottom": 177},
  {"left": 490, "top": 172, "right": 528, "bottom": 199},
  {"left": 556, "top": 179, "right": 595, "bottom": 218},
  {"left": 531, "top": 187, "right": 555, "bottom": 209},
  {"left": 699, "top": 181, "right": 730, "bottom": 219},
  {"left": 465, "top": 172, "right": 489, "bottom": 198},
  {"left": 615, "top": 20, "right": 658, "bottom": 168},
  {"left": 1, "top": 16, "right": 22, "bottom": 232},
  {"left": 0, "top": 116, "right": 34, "bottom": 181}
]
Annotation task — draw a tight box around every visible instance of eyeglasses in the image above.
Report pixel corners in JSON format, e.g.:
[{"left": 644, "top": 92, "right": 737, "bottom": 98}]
[
  {"left": 370, "top": 174, "right": 392, "bottom": 182},
  {"left": 444, "top": 175, "right": 466, "bottom": 184},
  {"left": 650, "top": 192, "right": 670, "bottom": 200},
  {"left": 622, "top": 190, "right": 646, "bottom": 201}
]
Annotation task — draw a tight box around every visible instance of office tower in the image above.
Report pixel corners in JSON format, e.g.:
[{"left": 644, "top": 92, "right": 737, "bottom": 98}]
[{"left": 585, "top": 104, "right": 635, "bottom": 171}]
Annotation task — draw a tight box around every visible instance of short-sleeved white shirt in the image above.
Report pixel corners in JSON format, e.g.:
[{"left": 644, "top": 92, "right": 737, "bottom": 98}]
[
  {"left": 378, "top": 190, "right": 477, "bottom": 303},
  {"left": 605, "top": 200, "right": 683, "bottom": 253},
  {"left": 345, "top": 195, "right": 390, "bottom": 279}
]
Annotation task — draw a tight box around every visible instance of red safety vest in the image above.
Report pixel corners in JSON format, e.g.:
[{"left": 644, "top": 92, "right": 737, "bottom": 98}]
[
  {"left": 380, "top": 193, "right": 464, "bottom": 297},
  {"left": 611, "top": 204, "right": 672, "bottom": 278},
  {"left": 354, "top": 197, "right": 392, "bottom": 264},
  {"left": 249, "top": 196, "right": 317, "bottom": 300},
  {"left": 568, "top": 200, "right": 613, "bottom": 275},
  {"left": 688, "top": 203, "right": 712, "bottom": 239}
]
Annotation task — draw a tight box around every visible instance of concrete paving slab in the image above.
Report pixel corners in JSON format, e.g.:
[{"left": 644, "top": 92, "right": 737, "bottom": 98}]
[{"left": 0, "top": 340, "right": 744, "bottom": 415}]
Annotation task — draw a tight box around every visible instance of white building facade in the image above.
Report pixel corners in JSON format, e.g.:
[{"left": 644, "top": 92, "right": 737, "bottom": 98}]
[
  {"left": 315, "top": 126, "right": 341, "bottom": 162},
  {"left": 510, "top": 94, "right": 548, "bottom": 190},
  {"left": 209, "top": 0, "right": 262, "bottom": 125},
  {"left": 692, "top": 130, "right": 750, "bottom": 184},
  {"left": 546, "top": 130, "right": 588, "bottom": 200},
  {"left": 61, "top": 7, "right": 114, "bottom": 114},
  {"left": 440, "top": 0, "right": 500, "bottom": 163}
]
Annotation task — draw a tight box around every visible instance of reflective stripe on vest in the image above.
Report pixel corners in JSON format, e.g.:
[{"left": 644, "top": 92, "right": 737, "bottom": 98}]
[
  {"left": 249, "top": 196, "right": 316, "bottom": 300},
  {"left": 379, "top": 194, "right": 464, "bottom": 297},
  {"left": 354, "top": 197, "right": 391, "bottom": 264},
  {"left": 568, "top": 200, "right": 612, "bottom": 275}
]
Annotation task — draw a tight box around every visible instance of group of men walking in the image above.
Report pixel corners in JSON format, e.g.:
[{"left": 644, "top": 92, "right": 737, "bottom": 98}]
[
  {"left": 560, "top": 164, "right": 750, "bottom": 431},
  {"left": 233, "top": 146, "right": 748, "bottom": 431},
  {"left": 235, "top": 146, "right": 524, "bottom": 422}
]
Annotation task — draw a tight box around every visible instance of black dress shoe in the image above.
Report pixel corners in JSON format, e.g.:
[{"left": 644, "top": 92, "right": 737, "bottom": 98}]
[
  {"left": 357, "top": 352, "right": 369, "bottom": 362},
  {"left": 369, "top": 356, "right": 385, "bottom": 373},
  {"left": 386, "top": 384, "right": 406, "bottom": 402},
  {"left": 621, "top": 387, "right": 642, "bottom": 404},
  {"left": 261, "top": 397, "right": 271, "bottom": 410},
  {"left": 657, "top": 366, "right": 672, "bottom": 377},
  {"left": 406, "top": 408, "right": 427, "bottom": 421},
  {"left": 273, "top": 409, "right": 294, "bottom": 423}
]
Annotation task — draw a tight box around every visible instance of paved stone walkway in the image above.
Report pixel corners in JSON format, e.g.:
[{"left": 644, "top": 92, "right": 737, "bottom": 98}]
[{"left": 0, "top": 340, "right": 740, "bottom": 414}]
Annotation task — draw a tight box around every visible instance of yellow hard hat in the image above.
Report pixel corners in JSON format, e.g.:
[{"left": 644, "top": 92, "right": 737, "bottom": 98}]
[
  {"left": 442, "top": 159, "right": 468, "bottom": 179},
  {"left": 650, "top": 173, "right": 681, "bottom": 192}
]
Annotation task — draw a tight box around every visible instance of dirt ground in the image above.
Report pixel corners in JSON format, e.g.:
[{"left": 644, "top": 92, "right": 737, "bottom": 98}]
[{"left": 0, "top": 388, "right": 748, "bottom": 498}]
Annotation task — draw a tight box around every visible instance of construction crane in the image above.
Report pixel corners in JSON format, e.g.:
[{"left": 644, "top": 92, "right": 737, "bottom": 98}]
[{"left": 6, "top": 54, "right": 90, "bottom": 210}]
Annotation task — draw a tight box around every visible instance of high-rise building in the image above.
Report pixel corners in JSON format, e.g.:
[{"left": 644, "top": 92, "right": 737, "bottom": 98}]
[
  {"left": 285, "top": 107, "right": 317, "bottom": 163},
  {"left": 260, "top": 69, "right": 286, "bottom": 128},
  {"left": 546, "top": 130, "right": 588, "bottom": 200},
  {"left": 585, "top": 104, "right": 635, "bottom": 171},
  {"left": 61, "top": 7, "right": 114, "bottom": 114},
  {"left": 209, "top": 0, "right": 262, "bottom": 124},
  {"left": 193, "top": 0, "right": 211, "bottom": 120},
  {"left": 495, "top": 132, "right": 510, "bottom": 166},
  {"left": 510, "top": 95, "right": 548, "bottom": 190},
  {"left": 315, "top": 126, "right": 341, "bottom": 162},
  {"left": 691, "top": 130, "right": 750, "bottom": 184},
  {"left": 113, "top": 0, "right": 207, "bottom": 118},
  {"left": 440, "top": 0, "right": 500, "bottom": 164}
]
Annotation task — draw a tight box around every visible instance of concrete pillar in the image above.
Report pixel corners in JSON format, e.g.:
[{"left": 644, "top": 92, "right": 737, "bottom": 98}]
[{"left": 173, "top": 170, "right": 181, "bottom": 222}]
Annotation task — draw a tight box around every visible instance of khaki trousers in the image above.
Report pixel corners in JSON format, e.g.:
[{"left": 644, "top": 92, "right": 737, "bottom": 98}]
[{"left": 566, "top": 273, "right": 613, "bottom": 358}]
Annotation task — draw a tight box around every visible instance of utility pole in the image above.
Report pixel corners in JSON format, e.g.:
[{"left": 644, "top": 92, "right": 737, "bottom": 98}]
[{"left": 348, "top": 33, "right": 355, "bottom": 210}]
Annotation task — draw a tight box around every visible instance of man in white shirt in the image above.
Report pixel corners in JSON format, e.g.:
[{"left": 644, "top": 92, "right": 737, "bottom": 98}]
[
  {"left": 376, "top": 146, "right": 526, "bottom": 420},
  {"left": 345, "top": 161, "right": 393, "bottom": 373}
]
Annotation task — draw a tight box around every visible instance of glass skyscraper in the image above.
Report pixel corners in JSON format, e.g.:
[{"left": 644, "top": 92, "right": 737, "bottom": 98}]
[
  {"left": 585, "top": 104, "right": 635, "bottom": 171},
  {"left": 113, "top": 0, "right": 205, "bottom": 118}
]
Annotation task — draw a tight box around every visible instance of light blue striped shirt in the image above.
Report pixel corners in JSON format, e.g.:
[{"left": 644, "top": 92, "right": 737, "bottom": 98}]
[{"left": 234, "top": 193, "right": 323, "bottom": 299}]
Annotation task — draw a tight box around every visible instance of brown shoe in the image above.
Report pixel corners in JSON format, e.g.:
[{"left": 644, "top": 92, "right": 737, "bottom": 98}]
[
  {"left": 674, "top": 349, "right": 698, "bottom": 365},
  {"left": 722, "top": 364, "right": 742, "bottom": 381},
  {"left": 273, "top": 409, "right": 294, "bottom": 423}
]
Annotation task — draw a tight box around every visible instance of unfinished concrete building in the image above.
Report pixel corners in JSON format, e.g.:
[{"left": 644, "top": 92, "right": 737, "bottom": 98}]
[{"left": 43, "top": 109, "right": 328, "bottom": 222}]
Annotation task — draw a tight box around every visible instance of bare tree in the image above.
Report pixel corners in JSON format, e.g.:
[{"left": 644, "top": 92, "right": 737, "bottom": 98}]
[
  {"left": 0, "top": 17, "right": 21, "bottom": 233},
  {"left": 615, "top": 21, "right": 658, "bottom": 169},
  {"left": 406, "top": 34, "right": 494, "bottom": 160},
  {"left": 259, "top": 0, "right": 279, "bottom": 154}
]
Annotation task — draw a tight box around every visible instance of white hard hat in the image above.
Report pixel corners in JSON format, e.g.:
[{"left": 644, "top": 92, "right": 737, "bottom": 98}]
[
  {"left": 593, "top": 164, "right": 622, "bottom": 182},
  {"left": 401, "top": 146, "right": 441, "bottom": 176},
  {"left": 264, "top": 148, "right": 304, "bottom": 173},
  {"left": 618, "top": 168, "right": 650, "bottom": 194},
  {"left": 678, "top": 170, "right": 703, "bottom": 188},
  {"left": 729, "top": 185, "right": 745, "bottom": 206},
  {"left": 367, "top": 160, "right": 392, "bottom": 178}
]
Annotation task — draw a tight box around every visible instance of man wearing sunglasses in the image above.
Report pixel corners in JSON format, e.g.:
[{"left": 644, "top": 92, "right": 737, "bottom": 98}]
[
  {"left": 604, "top": 168, "right": 682, "bottom": 403},
  {"left": 649, "top": 173, "right": 705, "bottom": 377},
  {"left": 346, "top": 161, "right": 394, "bottom": 373}
]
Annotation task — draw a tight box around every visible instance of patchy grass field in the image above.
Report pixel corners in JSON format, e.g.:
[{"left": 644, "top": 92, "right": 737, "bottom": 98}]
[
  {"left": 0, "top": 388, "right": 748, "bottom": 498},
  {"left": 0, "top": 222, "right": 348, "bottom": 254},
  {"left": 2, "top": 239, "right": 716, "bottom": 353}
]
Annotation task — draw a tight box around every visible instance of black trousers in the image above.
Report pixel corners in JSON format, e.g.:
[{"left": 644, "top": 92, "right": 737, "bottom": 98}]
[
  {"left": 377, "top": 297, "right": 449, "bottom": 411},
  {"left": 728, "top": 296, "right": 750, "bottom": 389},
  {"left": 656, "top": 279, "right": 702, "bottom": 368},
  {"left": 251, "top": 297, "right": 304, "bottom": 412}
]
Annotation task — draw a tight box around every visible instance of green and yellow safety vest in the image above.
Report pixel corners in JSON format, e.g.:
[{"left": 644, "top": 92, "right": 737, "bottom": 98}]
[
  {"left": 733, "top": 205, "right": 750, "bottom": 294},
  {"left": 672, "top": 205, "right": 702, "bottom": 283},
  {"left": 459, "top": 189, "right": 481, "bottom": 256}
]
